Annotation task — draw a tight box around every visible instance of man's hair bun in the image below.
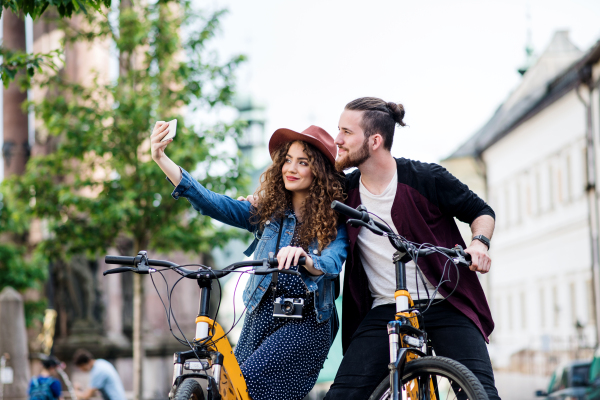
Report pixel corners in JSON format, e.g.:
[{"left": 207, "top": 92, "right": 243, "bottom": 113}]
[
  {"left": 344, "top": 96, "right": 406, "bottom": 151},
  {"left": 386, "top": 102, "right": 406, "bottom": 127}
]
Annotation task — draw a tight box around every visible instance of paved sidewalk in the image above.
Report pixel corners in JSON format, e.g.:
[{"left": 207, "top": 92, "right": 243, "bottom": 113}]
[{"left": 494, "top": 372, "right": 549, "bottom": 400}]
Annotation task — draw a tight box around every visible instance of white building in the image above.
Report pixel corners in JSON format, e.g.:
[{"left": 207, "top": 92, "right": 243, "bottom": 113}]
[{"left": 443, "top": 31, "right": 600, "bottom": 374}]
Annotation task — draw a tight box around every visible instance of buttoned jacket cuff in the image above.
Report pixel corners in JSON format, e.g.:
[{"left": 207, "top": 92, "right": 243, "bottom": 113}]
[
  {"left": 309, "top": 254, "right": 334, "bottom": 283},
  {"left": 166, "top": 167, "right": 191, "bottom": 200}
]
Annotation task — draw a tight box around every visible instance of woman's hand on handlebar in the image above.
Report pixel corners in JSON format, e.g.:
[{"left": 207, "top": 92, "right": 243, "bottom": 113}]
[
  {"left": 464, "top": 240, "right": 491, "bottom": 274},
  {"left": 276, "top": 246, "right": 322, "bottom": 276}
]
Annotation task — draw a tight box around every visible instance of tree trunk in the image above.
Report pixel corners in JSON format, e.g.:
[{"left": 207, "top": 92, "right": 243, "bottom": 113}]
[{"left": 2, "top": 11, "right": 29, "bottom": 177}]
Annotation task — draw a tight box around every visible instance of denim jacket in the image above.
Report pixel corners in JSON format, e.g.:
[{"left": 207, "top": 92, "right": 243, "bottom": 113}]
[{"left": 169, "top": 168, "right": 349, "bottom": 326}]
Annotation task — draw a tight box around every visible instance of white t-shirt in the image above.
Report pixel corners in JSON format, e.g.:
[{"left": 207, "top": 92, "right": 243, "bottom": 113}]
[{"left": 357, "top": 170, "right": 443, "bottom": 308}]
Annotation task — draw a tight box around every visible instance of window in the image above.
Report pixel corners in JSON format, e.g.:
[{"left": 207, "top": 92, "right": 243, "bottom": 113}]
[
  {"left": 541, "top": 287, "right": 546, "bottom": 328},
  {"left": 588, "top": 279, "right": 595, "bottom": 323},
  {"left": 548, "top": 163, "right": 555, "bottom": 210},
  {"left": 535, "top": 170, "right": 542, "bottom": 215},
  {"left": 553, "top": 286, "right": 560, "bottom": 327},
  {"left": 583, "top": 146, "right": 589, "bottom": 194},
  {"left": 572, "top": 364, "right": 591, "bottom": 387},
  {"left": 565, "top": 153, "right": 572, "bottom": 202},
  {"left": 521, "top": 292, "right": 527, "bottom": 329},
  {"left": 570, "top": 282, "right": 577, "bottom": 326},
  {"left": 524, "top": 175, "right": 533, "bottom": 216},
  {"left": 504, "top": 183, "right": 511, "bottom": 227},
  {"left": 515, "top": 181, "right": 522, "bottom": 223},
  {"left": 557, "top": 164, "right": 563, "bottom": 204},
  {"left": 508, "top": 295, "right": 513, "bottom": 331}
]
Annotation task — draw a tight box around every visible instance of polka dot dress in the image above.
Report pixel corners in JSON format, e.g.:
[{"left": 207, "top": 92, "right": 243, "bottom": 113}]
[{"left": 235, "top": 214, "right": 332, "bottom": 400}]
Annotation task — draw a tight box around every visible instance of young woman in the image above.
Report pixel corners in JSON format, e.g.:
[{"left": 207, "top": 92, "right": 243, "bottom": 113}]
[{"left": 150, "top": 123, "right": 348, "bottom": 400}]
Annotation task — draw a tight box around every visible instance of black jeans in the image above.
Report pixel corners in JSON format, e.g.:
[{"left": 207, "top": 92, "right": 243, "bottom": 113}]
[{"left": 324, "top": 302, "right": 501, "bottom": 400}]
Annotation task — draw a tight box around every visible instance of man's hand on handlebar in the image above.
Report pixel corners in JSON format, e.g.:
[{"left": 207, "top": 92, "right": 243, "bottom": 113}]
[{"left": 464, "top": 240, "right": 491, "bottom": 274}]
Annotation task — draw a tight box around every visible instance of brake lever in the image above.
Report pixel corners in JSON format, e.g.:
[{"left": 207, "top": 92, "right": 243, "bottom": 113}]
[
  {"left": 347, "top": 219, "right": 385, "bottom": 236},
  {"left": 103, "top": 267, "right": 135, "bottom": 276},
  {"left": 451, "top": 245, "right": 472, "bottom": 268}
]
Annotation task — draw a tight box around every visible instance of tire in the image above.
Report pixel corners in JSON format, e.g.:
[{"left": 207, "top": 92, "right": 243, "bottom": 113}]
[
  {"left": 369, "top": 356, "right": 488, "bottom": 400},
  {"left": 174, "top": 379, "right": 205, "bottom": 400}
]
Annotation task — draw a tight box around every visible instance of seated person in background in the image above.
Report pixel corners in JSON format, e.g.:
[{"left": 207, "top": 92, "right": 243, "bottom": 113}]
[
  {"left": 73, "top": 349, "right": 126, "bottom": 400},
  {"left": 28, "top": 356, "right": 63, "bottom": 400}
]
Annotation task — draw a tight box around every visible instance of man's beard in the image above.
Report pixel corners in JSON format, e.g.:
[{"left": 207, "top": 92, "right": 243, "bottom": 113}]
[{"left": 335, "top": 137, "right": 371, "bottom": 172}]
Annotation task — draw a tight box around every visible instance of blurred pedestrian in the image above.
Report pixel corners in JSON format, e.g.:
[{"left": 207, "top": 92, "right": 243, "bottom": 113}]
[
  {"left": 72, "top": 349, "right": 126, "bottom": 400},
  {"left": 28, "top": 355, "right": 63, "bottom": 400}
]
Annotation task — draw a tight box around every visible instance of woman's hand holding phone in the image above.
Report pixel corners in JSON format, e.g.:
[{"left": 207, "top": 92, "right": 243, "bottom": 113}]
[
  {"left": 150, "top": 120, "right": 182, "bottom": 185},
  {"left": 151, "top": 121, "right": 172, "bottom": 162}
]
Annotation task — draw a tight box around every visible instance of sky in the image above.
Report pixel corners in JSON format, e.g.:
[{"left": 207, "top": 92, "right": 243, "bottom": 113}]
[
  {"left": 203, "top": 0, "right": 600, "bottom": 163},
  {"left": 2, "top": 1, "right": 600, "bottom": 179}
]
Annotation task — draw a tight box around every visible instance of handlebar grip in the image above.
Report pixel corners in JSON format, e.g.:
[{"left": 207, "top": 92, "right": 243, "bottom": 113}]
[
  {"left": 331, "top": 200, "right": 363, "bottom": 219},
  {"left": 103, "top": 267, "right": 135, "bottom": 276},
  {"left": 453, "top": 250, "right": 472, "bottom": 268},
  {"left": 331, "top": 201, "right": 391, "bottom": 233},
  {"left": 105, "top": 255, "right": 136, "bottom": 265},
  {"left": 254, "top": 268, "right": 301, "bottom": 276},
  {"left": 267, "top": 256, "right": 306, "bottom": 267}
]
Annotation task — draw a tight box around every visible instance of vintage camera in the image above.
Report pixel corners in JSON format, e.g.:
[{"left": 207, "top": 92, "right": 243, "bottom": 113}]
[{"left": 273, "top": 297, "right": 304, "bottom": 319}]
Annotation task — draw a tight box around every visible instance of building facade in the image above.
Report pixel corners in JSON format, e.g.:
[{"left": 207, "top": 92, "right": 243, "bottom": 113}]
[{"left": 443, "top": 31, "right": 600, "bottom": 374}]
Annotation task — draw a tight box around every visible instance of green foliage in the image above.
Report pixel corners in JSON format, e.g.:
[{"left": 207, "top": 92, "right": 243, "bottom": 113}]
[
  {"left": 24, "top": 299, "right": 48, "bottom": 327},
  {"left": 13, "top": 0, "right": 249, "bottom": 261},
  {"left": 0, "top": 0, "right": 105, "bottom": 89},
  {"left": 0, "top": 47, "right": 61, "bottom": 89},
  {"left": 1, "top": 0, "right": 109, "bottom": 20},
  {"left": 0, "top": 242, "right": 47, "bottom": 290},
  {"left": 0, "top": 183, "right": 48, "bottom": 327}
]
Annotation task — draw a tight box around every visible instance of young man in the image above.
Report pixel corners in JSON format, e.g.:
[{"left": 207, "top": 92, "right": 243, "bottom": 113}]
[
  {"left": 324, "top": 97, "right": 500, "bottom": 400},
  {"left": 28, "top": 356, "right": 63, "bottom": 400},
  {"left": 73, "top": 349, "right": 127, "bottom": 400}
]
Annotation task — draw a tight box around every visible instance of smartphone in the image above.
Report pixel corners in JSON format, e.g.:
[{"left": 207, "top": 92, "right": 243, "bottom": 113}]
[{"left": 160, "top": 119, "right": 177, "bottom": 142}]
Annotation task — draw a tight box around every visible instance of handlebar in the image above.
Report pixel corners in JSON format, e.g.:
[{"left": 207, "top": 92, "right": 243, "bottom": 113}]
[
  {"left": 103, "top": 253, "right": 305, "bottom": 278},
  {"left": 331, "top": 201, "right": 472, "bottom": 268},
  {"left": 331, "top": 200, "right": 391, "bottom": 234}
]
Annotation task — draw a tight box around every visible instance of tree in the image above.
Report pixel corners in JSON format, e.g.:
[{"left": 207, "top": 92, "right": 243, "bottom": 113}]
[
  {"left": 0, "top": 0, "right": 108, "bottom": 88},
  {"left": 7, "top": 1, "right": 247, "bottom": 398},
  {"left": 17, "top": 2, "right": 247, "bottom": 257},
  {"left": 1, "top": 0, "right": 110, "bottom": 19}
]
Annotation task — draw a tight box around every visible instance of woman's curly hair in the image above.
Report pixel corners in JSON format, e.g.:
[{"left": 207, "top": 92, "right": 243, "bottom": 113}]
[{"left": 251, "top": 140, "right": 346, "bottom": 251}]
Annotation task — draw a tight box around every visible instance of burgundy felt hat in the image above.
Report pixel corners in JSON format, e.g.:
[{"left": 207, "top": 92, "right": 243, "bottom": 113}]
[{"left": 268, "top": 125, "right": 337, "bottom": 165}]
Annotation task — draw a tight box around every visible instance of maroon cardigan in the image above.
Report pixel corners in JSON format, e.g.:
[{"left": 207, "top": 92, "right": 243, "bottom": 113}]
[{"left": 341, "top": 158, "right": 495, "bottom": 353}]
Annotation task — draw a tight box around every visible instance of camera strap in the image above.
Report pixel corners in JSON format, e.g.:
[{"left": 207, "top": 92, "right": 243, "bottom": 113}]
[{"left": 270, "top": 217, "right": 284, "bottom": 295}]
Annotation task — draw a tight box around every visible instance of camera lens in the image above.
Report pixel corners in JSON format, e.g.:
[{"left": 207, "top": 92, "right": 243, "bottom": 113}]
[{"left": 282, "top": 300, "right": 294, "bottom": 315}]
